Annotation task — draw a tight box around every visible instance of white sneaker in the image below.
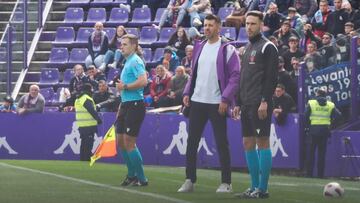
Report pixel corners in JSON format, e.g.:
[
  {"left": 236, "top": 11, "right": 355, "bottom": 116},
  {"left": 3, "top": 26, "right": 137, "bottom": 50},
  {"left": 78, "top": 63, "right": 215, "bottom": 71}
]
[
  {"left": 142, "top": 4, "right": 148, "bottom": 8},
  {"left": 98, "top": 63, "right": 106, "bottom": 72},
  {"left": 152, "top": 24, "right": 160, "bottom": 32},
  {"left": 120, "top": 4, "right": 131, "bottom": 13},
  {"left": 193, "top": 18, "right": 202, "bottom": 27},
  {"left": 108, "top": 62, "right": 117, "bottom": 69},
  {"left": 177, "top": 179, "right": 194, "bottom": 193},
  {"left": 216, "top": 183, "right": 233, "bottom": 193}
]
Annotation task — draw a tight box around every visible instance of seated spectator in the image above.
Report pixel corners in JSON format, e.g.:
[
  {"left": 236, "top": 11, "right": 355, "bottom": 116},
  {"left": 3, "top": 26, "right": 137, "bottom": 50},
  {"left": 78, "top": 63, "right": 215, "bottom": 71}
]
[
  {"left": 85, "top": 22, "right": 109, "bottom": 71},
  {"left": 156, "top": 46, "right": 180, "bottom": 73},
  {"left": 65, "top": 64, "right": 90, "bottom": 107},
  {"left": 319, "top": 32, "right": 336, "bottom": 67},
  {"left": 278, "top": 56, "right": 297, "bottom": 103},
  {"left": 181, "top": 45, "right": 193, "bottom": 74},
  {"left": 282, "top": 36, "right": 305, "bottom": 71},
  {"left": 311, "top": 0, "right": 331, "bottom": 38},
  {"left": 93, "top": 80, "right": 117, "bottom": 112},
  {"left": 287, "top": 7, "right": 304, "bottom": 39},
  {"left": 101, "top": 26, "right": 127, "bottom": 70},
  {"left": 344, "top": 22, "right": 354, "bottom": 37},
  {"left": 304, "top": 41, "right": 323, "bottom": 70},
  {"left": 187, "top": 0, "right": 212, "bottom": 27},
  {"left": 225, "top": 0, "right": 260, "bottom": 34},
  {"left": 273, "top": 19, "right": 300, "bottom": 50},
  {"left": 168, "top": 26, "right": 191, "bottom": 59},
  {"left": 263, "top": 3, "right": 285, "bottom": 37},
  {"left": 17, "top": 85, "right": 45, "bottom": 115},
  {"left": 158, "top": 66, "right": 189, "bottom": 107},
  {"left": 293, "top": 0, "right": 318, "bottom": 23},
  {"left": 272, "top": 83, "right": 296, "bottom": 125},
  {"left": 152, "top": 0, "right": 190, "bottom": 30},
  {"left": 86, "top": 65, "right": 106, "bottom": 91},
  {"left": 146, "top": 65, "right": 172, "bottom": 107},
  {"left": 335, "top": 34, "right": 350, "bottom": 63},
  {"left": 0, "top": 96, "right": 16, "bottom": 113}
]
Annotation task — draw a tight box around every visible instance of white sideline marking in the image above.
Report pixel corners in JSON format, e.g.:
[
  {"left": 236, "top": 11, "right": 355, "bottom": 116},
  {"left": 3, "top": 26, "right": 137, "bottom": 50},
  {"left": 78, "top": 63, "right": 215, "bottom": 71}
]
[{"left": 0, "top": 162, "right": 190, "bottom": 203}]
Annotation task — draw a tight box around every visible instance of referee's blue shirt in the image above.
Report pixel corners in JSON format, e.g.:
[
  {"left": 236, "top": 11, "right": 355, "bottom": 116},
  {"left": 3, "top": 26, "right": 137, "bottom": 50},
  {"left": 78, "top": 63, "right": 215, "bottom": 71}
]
[{"left": 120, "top": 53, "right": 146, "bottom": 102}]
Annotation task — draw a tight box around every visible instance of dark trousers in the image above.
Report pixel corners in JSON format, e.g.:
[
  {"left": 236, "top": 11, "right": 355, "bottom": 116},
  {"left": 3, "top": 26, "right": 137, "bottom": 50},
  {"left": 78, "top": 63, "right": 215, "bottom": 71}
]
[
  {"left": 306, "top": 126, "right": 329, "bottom": 178},
  {"left": 186, "top": 101, "right": 231, "bottom": 184},
  {"left": 79, "top": 126, "right": 97, "bottom": 161}
]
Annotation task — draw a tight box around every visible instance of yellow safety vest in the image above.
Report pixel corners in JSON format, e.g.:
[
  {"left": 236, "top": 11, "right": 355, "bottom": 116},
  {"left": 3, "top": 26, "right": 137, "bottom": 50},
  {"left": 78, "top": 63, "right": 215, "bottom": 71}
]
[
  {"left": 75, "top": 94, "right": 97, "bottom": 127},
  {"left": 308, "top": 99, "right": 335, "bottom": 125}
]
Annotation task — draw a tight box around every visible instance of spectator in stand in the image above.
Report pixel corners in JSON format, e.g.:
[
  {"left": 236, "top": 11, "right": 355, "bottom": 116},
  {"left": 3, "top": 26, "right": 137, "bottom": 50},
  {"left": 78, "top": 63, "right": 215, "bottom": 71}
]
[
  {"left": 187, "top": 0, "right": 212, "bottom": 27},
  {"left": 148, "top": 64, "right": 172, "bottom": 107},
  {"left": 85, "top": 22, "right": 109, "bottom": 71},
  {"left": 304, "top": 41, "right": 323, "bottom": 70},
  {"left": 86, "top": 65, "right": 106, "bottom": 91},
  {"left": 158, "top": 66, "right": 189, "bottom": 107},
  {"left": 17, "top": 85, "right": 45, "bottom": 115},
  {"left": 66, "top": 64, "right": 90, "bottom": 107},
  {"left": 327, "top": 0, "right": 349, "bottom": 37},
  {"left": 311, "top": 0, "right": 331, "bottom": 38},
  {"left": 287, "top": 7, "right": 304, "bottom": 39},
  {"left": 100, "top": 26, "right": 127, "bottom": 70},
  {"left": 344, "top": 1, "right": 360, "bottom": 29},
  {"left": 344, "top": 22, "right": 354, "bottom": 37},
  {"left": 335, "top": 34, "right": 350, "bottom": 63},
  {"left": 319, "top": 32, "right": 336, "bottom": 67},
  {"left": 168, "top": 26, "right": 191, "bottom": 59},
  {"left": 282, "top": 35, "right": 305, "bottom": 71},
  {"left": 93, "top": 80, "right": 117, "bottom": 112},
  {"left": 152, "top": 0, "right": 190, "bottom": 30},
  {"left": 273, "top": 19, "right": 300, "bottom": 50},
  {"left": 272, "top": 84, "right": 296, "bottom": 125},
  {"left": 0, "top": 96, "right": 16, "bottom": 113},
  {"left": 277, "top": 56, "right": 297, "bottom": 102},
  {"left": 156, "top": 46, "right": 180, "bottom": 73},
  {"left": 293, "top": 0, "right": 318, "bottom": 23},
  {"left": 300, "top": 23, "right": 322, "bottom": 52},
  {"left": 181, "top": 45, "right": 193, "bottom": 74},
  {"left": 263, "top": 3, "right": 285, "bottom": 37},
  {"left": 289, "top": 57, "right": 301, "bottom": 103},
  {"left": 225, "top": 0, "right": 261, "bottom": 34},
  {"left": 265, "top": 0, "right": 294, "bottom": 15}
]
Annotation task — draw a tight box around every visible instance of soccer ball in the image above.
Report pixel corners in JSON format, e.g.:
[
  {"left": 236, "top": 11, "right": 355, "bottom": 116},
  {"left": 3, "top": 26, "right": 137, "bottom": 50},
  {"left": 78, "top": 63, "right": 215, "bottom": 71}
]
[{"left": 323, "top": 182, "right": 344, "bottom": 198}]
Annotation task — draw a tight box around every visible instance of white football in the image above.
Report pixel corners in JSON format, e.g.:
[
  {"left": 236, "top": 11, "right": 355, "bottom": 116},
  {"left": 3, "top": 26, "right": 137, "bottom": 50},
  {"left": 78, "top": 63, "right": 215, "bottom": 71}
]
[{"left": 323, "top": 182, "right": 345, "bottom": 198}]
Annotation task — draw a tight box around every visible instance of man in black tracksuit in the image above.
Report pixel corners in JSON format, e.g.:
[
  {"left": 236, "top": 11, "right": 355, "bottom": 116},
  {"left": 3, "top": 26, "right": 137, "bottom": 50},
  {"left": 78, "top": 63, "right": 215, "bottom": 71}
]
[{"left": 233, "top": 11, "right": 278, "bottom": 199}]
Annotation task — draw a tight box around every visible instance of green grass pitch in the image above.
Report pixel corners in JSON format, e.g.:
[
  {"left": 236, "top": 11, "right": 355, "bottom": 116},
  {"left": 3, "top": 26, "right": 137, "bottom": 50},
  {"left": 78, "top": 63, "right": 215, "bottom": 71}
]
[{"left": 0, "top": 160, "right": 358, "bottom": 203}]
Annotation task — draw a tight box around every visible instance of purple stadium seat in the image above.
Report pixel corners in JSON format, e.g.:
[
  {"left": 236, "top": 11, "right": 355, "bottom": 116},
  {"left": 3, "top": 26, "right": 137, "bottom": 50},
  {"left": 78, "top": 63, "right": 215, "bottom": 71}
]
[
  {"left": 106, "top": 7, "right": 129, "bottom": 26},
  {"left": 69, "top": 0, "right": 90, "bottom": 6},
  {"left": 142, "top": 48, "right": 152, "bottom": 63},
  {"left": 127, "top": 8, "right": 151, "bottom": 27},
  {"left": 106, "top": 68, "right": 120, "bottom": 84},
  {"left": 74, "top": 27, "right": 94, "bottom": 47},
  {"left": 152, "top": 27, "right": 175, "bottom": 47},
  {"left": 139, "top": 26, "right": 158, "bottom": 48},
  {"left": 220, "top": 27, "right": 237, "bottom": 40},
  {"left": 68, "top": 48, "right": 88, "bottom": 67},
  {"left": 0, "top": 47, "right": 5, "bottom": 62},
  {"left": 39, "top": 68, "right": 60, "bottom": 87},
  {"left": 47, "top": 47, "right": 69, "bottom": 68},
  {"left": 91, "top": 0, "right": 113, "bottom": 7},
  {"left": 52, "top": 27, "right": 75, "bottom": 47},
  {"left": 103, "top": 27, "right": 116, "bottom": 42},
  {"left": 63, "top": 7, "right": 84, "bottom": 25},
  {"left": 236, "top": 27, "right": 248, "bottom": 46},
  {"left": 125, "top": 28, "right": 139, "bottom": 36},
  {"left": 40, "top": 87, "right": 55, "bottom": 105},
  {"left": 217, "top": 7, "right": 233, "bottom": 23},
  {"left": 59, "top": 69, "right": 75, "bottom": 87},
  {"left": 148, "top": 47, "right": 164, "bottom": 67},
  {"left": 153, "top": 8, "right": 165, "bottom": 24},
  {"left": 85, "top": 8, "right": 107, "bottom": 26}
]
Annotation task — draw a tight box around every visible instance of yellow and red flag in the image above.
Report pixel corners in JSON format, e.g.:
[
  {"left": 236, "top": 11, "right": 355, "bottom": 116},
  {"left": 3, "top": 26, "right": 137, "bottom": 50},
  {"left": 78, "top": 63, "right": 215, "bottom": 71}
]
[{"left": 90, "top": 125, "right": 117, "bottom": 166}]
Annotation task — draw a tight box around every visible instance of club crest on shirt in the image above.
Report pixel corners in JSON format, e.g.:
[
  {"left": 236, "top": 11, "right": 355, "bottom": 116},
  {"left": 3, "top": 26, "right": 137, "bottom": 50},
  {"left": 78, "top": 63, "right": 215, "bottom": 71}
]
[{"left": 249, "top": 50, "right": 257, "bottom": 64}]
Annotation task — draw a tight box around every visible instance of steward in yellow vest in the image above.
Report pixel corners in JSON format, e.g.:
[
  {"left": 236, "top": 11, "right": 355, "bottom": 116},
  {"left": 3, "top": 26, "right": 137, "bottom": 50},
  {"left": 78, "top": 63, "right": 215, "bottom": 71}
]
[
  {"left": 75, "top": 83, "right": 102, "bottom": 161},
  {"left": 304, "top": 88, "right": 341, "bottom": 178}
]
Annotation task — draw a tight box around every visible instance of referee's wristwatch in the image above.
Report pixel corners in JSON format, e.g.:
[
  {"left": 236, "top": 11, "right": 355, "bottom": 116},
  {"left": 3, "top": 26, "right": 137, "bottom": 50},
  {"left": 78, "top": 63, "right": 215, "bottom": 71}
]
[{"left": 123, "top": 84, "right": 128, "bottom": 90}]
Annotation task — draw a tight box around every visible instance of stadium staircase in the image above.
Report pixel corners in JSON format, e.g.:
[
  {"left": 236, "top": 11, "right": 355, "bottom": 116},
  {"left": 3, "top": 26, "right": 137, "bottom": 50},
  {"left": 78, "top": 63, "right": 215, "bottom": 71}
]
[{"left": 0, "top": 0, "right": 67, "bottom": 100}]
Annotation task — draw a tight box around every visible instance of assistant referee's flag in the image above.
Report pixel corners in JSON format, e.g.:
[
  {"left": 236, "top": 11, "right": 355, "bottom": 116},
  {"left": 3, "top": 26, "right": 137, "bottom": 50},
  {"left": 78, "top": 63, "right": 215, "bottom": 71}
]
[{"left": 90, "top": 125, "right": 117, "bottom": 166}]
